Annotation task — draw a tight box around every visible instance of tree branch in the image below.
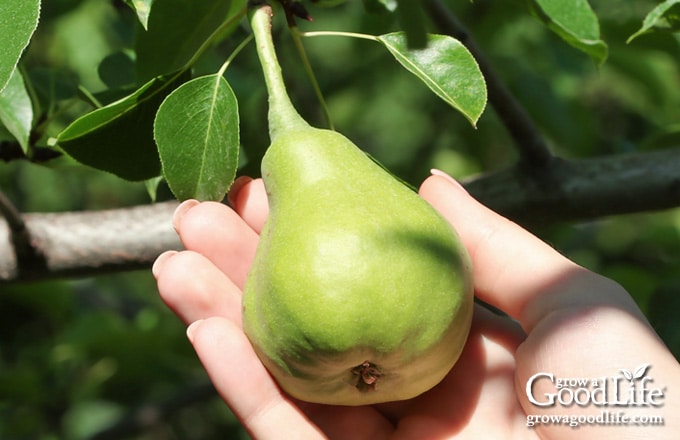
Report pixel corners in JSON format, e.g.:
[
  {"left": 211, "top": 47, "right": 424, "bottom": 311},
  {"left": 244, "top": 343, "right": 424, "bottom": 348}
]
[
  {"left": 0, "top": 201, "right": 182, "bottom": 283},
  {"left": 423, "top": 0, "right": 554, "bottom": 168},
  {"left": 464, "top": 147, "right": 680, "bottom": 227},
  {"left": 1, "top": 148, "right": 679, "bottom": 283}
]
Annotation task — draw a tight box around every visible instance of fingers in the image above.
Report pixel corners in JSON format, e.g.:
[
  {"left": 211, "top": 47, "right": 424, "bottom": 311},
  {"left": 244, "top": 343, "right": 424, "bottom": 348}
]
[
  {"left": 155, "top": 193, "right": 265, "bottom": 325},
  {"left": 187, "top": 317, "right": 327, "bottom": 439},
  {"left": 228, "top": 176, "right": 269, "bottom": 234},
  {"left": 158, "top": 193, "right": 329, "bottom": 438},
  {"left": 153, "top": 250, "right": 243, "bottom": 326},
  {"left": 173, "top": 199, "right": 260, "bottom": 290},
  {"left": 418, "top": 171, "right": 643, "bottom": 332}
]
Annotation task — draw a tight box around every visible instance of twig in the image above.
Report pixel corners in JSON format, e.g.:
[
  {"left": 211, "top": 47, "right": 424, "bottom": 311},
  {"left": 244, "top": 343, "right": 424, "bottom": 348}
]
[
  {"left": 423, "top": 0, "right": 553, "bottom": 168},
  {"left": 290, "top": 27, "right": 335, "bottom": 130}
]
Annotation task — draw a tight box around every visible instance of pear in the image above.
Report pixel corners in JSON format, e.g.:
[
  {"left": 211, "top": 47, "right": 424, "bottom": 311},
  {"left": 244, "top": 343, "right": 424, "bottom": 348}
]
[{"left": 242, "top": 4, "right": 473, "bottom": 406}]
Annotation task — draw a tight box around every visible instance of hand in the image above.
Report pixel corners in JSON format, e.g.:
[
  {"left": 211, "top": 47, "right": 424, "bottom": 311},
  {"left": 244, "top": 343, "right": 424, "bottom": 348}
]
[{"left": 153, "top": 171, "right": 680, "bottom": 439}]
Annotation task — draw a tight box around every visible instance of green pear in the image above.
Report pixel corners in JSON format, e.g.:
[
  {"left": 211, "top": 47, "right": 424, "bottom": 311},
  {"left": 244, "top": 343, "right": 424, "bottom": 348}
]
[{"left": 242, "top": 4, "right": 473, "bottom": 406}]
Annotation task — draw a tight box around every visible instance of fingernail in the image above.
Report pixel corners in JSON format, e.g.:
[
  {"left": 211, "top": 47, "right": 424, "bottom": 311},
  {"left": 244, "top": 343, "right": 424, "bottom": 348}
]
[
  {"left": 227, "top": 176, "right": 253, "bottom": 207},
  {"left": 430, "top": 169, "right": 468, "bottom": 192},
  {"left": 173, "top": 199, "right": 200, "bottom": 231},
  {"left": 187, "top": 319, "right": 204, "bottom": 343},
  {"left": 152, "top": 250, "right": 177, "bottom": 278}
]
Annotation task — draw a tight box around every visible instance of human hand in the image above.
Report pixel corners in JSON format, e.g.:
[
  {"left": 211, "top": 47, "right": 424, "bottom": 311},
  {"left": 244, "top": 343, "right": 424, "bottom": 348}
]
[{"left": 153, "top": 170, "right": 680, "bottom": 439}]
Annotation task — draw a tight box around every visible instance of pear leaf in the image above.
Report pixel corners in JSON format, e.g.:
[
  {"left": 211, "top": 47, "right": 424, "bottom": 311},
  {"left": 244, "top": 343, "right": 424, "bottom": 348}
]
[
  {"left": 123, "top": 0, "right": 154, "bottom": 30},
  {"left": 0, "top": 0, "right": 40, "bottom": 92},
  {"left": 0, "top": 69, "right": 33, "bottom": 154},
  {"left": 144, "top": 176, "right": 164, "bottom": 202},
  {"left": 57, "top": 72, "right": 189, "bottom": 181},
  {"left": 377, "top": 32, "right": 487, "bottom": 126},
  {"left": 529, "top": 0, "right": 608, "bottom": 64},
  {"left": 628, "top": 0, "right": 680, "bottom": 43},
  {"left": 154, "top": 74, "right": 239, "bottom": 201}
]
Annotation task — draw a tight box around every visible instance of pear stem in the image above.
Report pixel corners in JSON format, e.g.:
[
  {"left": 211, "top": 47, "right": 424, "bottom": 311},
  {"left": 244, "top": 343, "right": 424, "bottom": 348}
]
[{"left": 249, "top": 2, "right": 309, "bottom": 140}]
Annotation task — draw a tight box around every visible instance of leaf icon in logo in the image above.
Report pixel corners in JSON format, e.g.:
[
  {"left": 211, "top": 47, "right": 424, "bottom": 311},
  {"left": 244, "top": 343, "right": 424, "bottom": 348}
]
[
  {"left": 619, "top": 369, "right": 633, "bottom": 381},
  {"left": 633, "top": 364, "right": 650, "bottom": 380}
]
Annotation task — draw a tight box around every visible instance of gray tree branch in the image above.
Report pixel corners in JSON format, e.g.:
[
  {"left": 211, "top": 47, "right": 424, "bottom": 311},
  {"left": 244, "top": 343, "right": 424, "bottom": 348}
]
[
  {"left": 1, "top": 148, "right": 679, "bottom": 283},
  {"left": 0, "top": 201, "right": 181, "bottom": 283},
  {"left": 464, "top": 147, "right": 680, "bottom": 227}
]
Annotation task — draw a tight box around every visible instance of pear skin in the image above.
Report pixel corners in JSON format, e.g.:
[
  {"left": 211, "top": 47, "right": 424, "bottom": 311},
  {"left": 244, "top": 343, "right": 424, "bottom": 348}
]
[{"left": 243, "top": 127, "right": 473, "bottom": 405}]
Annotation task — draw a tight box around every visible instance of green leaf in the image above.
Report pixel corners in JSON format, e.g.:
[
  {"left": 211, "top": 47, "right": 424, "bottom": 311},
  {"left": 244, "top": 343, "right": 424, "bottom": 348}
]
[
  {"left": 57, "top": 72, "right": 189, "bottom": 181},
  {"left": 154, "top": 74, "right": 239, "bottom": 201},
  {"left": 0, "top": 69, "right": 33, "bottom": 154},
  {"left": 0, "top": 0, "right": 41, "bottom": 92},
  {"left": 529, "top": 0, "right": 608, "bottom": 64},
  {"left": 135, "top": 0, "right": 233, "bottom": 82},
  {"left": 628, "top": 0, "right": 680, "bottom": 43},
  {"left": 377, "top": 32, "right": 487, "bottom": 126},
  {"left": 124, "top": 0, "right": 154, "bottom": 30},
  {"left": 144, "top": 176, "right": 164, "bottom": 202}
]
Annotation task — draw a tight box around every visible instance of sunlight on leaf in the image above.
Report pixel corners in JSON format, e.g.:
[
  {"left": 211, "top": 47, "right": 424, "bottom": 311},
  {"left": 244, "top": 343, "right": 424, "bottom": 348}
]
[
  {"left": 628, "top": 0, "right": 680, "bottom": 43},
  {"left": 0, "top": 0, "right": 40, "bottom": 92},
  {"left": 124, "top": 0, "right": 154, "bottom": 30},
  {"left": 377, "top": 32, "right": 487, "bottom": 126},
  {"left": 530, "top": 0, "right": 608, "bottom": 64}
]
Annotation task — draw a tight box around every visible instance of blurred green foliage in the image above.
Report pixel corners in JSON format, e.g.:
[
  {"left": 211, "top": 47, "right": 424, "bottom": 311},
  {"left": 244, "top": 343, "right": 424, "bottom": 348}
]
[{"left": 1, "top": 0, "right": 679, "bottom": 438}]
